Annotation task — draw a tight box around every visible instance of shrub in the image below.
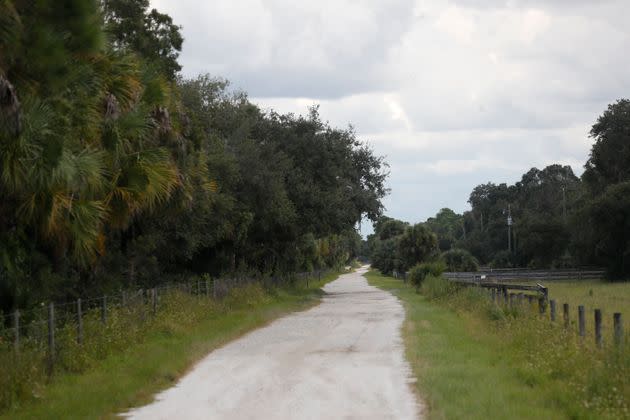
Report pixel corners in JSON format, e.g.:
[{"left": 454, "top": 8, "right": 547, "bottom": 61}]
[
  {"left": 490, "top": 250, "right": 514, "bottom": 268},
  {"left": 408, "top": 261, "right": 446, "bottom": 292},
  {"left": 420, "top": 274, "right": 457, "bottom": 299},
  {"left": 440, "top": 248, "right": 479, "bottom": 272}
]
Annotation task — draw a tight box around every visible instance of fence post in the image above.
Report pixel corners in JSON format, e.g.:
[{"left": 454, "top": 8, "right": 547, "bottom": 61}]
[
  {"left": 527, "top": 295, "right": 533, "bottom": 306},
  {"left": 502, "top": 287, "right": 508, "bottom": 304},
  {"left": 550, "top": 299, "right": 556, "bottom": 322},
  {"left": 613, "top": 313, "right": 623, "bottom": 346},
  {"left": 77, "top": 298, "right": 83, "bottom": 345},
  {"left": 578, "top": 305, "right": 586, "bottom": 338},
  {"left": 538, "top": 297, "right": 546, "bottom": 314},
  {"left": 48, "top": 303, "right": 55, "bottom": 374},
  {"left": 152, "top": 288, "right": 157, "bottom": 315},
  {"left": 13, "top": 309, "right": 19, "bottom": 352},
  {"left": 101, "top": 296, "right": 107, "bottom": 324},
  {"left": 595, "top": 309, "right": 602, "bottom": 348},
  {"left": 509, "top": 293, "right": 515, "bottom": 308},
  {"left": 491, "top": 288, "right": 496, "bottom": 303},
  {"left": 517, "top": 293, "right": 524, "bottom": 306},
  {"left": 563, "top": 303, "right": 569, "bottom": 328}
]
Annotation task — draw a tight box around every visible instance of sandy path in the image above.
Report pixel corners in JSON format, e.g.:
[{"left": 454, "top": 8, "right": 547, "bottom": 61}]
[{"left": 126, "top": 267, "right": 421, "bottom": 420}]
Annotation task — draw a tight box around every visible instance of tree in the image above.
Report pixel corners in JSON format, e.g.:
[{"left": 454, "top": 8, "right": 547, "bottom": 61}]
[
  {"left": 583, "top": 99, "right": 630, "bottom": 191},
  {"left": 440, "top": 249, "right": 478, "bottom": 272},
  {"left": 397, "top": 224, "right": 437, "bottom": 270},
  {"left": 102, "top": 0, "right": 184, "bottom": 79}
]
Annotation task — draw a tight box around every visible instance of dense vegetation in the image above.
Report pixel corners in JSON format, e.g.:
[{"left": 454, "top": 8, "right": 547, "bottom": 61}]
[
  {"left": 368, "top": 99, "right": 630, "bottom": 279},
  {"left": 0, "top": 0, "right": 387, "bottom": 314}
]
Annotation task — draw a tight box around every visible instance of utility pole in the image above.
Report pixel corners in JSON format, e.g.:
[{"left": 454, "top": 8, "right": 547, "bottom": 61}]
[{"left": 507, "top": 204, "right": 513, "bottom": 253}]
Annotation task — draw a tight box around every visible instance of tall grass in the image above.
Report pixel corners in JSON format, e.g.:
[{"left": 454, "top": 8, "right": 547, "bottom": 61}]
[
  {"left": 0, "top": 273, "right": 335, "bottom": 415},
  {"left": 422, "top": 276, "right": 630, "bottom": 419}
]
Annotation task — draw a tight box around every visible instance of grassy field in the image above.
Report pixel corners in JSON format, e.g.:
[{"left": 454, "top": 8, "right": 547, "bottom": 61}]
[
  {"left": 1, "top": 272, "right": 341, "bottom": 419},
  {"left": 525, "top": 280, "right": 630, "bottom": 328},
  {"left": 366, "top": 270, "right": 629, "bottom": 420}
]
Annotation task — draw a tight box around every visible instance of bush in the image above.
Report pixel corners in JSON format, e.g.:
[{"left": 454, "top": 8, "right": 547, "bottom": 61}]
[
  {"left": 420, "top": 274, "right": 457, "bottom": 299},
  {"left": 408, "top": 261, "right": 446, "bottom": 292},
  {"left": 440, "top": 248, "right": 479, "bottom": 272},
  {"left": 490, "top": 250, "right": 514, "bottom": 268}
]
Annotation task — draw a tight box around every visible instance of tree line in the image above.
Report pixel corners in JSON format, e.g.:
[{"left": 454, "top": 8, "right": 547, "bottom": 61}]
[
  {"left": 0, "top": 0, "right": 388, "bottom": 313},
  {"left": 367, "top": 99, "right": 630, "bottom": 280}
]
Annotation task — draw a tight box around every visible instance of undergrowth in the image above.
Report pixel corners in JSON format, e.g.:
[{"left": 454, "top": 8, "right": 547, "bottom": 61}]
[
  {"left": 422, "top": 275, "right": 630, "bottom": 419},
  {"left": 0, "top": 275, "right": 335, "bottom": 415}
]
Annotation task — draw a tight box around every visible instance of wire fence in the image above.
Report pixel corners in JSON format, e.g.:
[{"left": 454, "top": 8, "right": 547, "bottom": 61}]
[{"left": 0, "top": 269, "right": 329, "bottom": 373}]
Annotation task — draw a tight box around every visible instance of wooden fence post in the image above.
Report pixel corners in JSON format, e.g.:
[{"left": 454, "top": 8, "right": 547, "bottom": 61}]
[
  {"left": 595, "top": 309, "right": 602, "bottom": 348},
  {"left": 48, "top": 303, "right": 55, "bottom": 374},
  {"left": 613, "top": 313, "right": 623, "bottom": 346},
  {"left": 517, "top": 293, "right": 524, "bottom": 306},
  {"left": 578, "top": 305, "right": 585, "bottom": 339},
  {"left": 563, "top": 303, "right": 569, "bottom": 328},
  {"left": 550, "top": 299, "right": 556, "bottom": 322},
  {"left": 152, "top": 288, "right": 157, "bottom": 315},
  {"left": 491, "top": 288, "right": 496, "bottom": 303},
  {"left": 101, "top": 296, "right": 107, "bottom": 324},
  {"left": 538, "top": 297, "right": 546, "bottom": 314},
  {"left": 509, "top": 293, "right": 515, "bottom": 308},
  {"left": 13, "top": 309, "right": 19, "bottom": 352},
  {"left": 77, "top": 298, "right": 83, "bottom": 345}
]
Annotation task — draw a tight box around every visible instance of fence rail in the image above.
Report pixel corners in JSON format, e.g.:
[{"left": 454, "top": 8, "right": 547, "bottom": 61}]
[
  {"left": 448, "top": 275, "right": 625, "bottom": 348},
  {"left": 444, "top": 269, "right": 606, "bottom": 282}
]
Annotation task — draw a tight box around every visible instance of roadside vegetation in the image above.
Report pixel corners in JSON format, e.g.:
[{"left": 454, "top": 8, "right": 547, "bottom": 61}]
[
  {"left": 367, "top": 270, "right": 629, "bottom": 419},
  {"left": 0, "top": 1, "right": 386, "bottom": 316},
  {"left": 0, "top": 271, "right": 341, "bottom": 419}
]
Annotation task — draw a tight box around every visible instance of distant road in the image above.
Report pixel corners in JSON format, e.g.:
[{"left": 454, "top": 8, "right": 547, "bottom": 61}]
[{"left": 126, "top": 267, "right": 421, "bottom": 419}]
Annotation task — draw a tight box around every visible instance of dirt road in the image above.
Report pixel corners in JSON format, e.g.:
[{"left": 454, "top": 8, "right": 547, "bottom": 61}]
[{"left": 126, "top": 267, "right": 421, "bottom": 419}]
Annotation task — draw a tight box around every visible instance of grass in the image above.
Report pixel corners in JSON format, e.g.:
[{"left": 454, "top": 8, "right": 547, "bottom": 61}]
[
  {"left": 0, "top": 271, "right": 341, "bottom": 419},
  {"left": 523, "top": 280, "right": 630, "bottom": 338},
  {"left": 366, "top": 270, "right": 630, "bottom": 420}
]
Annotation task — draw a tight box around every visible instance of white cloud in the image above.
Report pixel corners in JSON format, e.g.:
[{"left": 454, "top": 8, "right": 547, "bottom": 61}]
[{"left": 151, "top": 0, "right": 630, "bottom": 227}]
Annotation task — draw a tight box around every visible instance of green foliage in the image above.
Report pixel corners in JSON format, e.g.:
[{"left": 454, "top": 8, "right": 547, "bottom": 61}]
[
  {"left": 440, "top": 248, "right": 478, "bottom": 272},
  {"left": 408, "top": 261, "right": 445, "bottom": 291},
  {"left": 583, "top": 99, "right": 630, "bottom": 191},
  {"left": 0, "top": 3, "right": 388, "bottom": 314},
  {"left": 397, "top": 223, "right": 438, "bottom": 270}
]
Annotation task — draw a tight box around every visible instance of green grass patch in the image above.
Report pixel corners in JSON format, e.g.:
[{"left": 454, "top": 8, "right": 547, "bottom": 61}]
[
  {"left": 366, "top": 270, "right": 629, "bottom": 420},
  {"left": 1, "top": 272, "right": 340, "bottom": 419}
]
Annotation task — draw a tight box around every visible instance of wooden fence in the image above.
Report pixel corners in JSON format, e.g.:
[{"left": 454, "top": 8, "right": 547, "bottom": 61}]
[{"left": 451, "top": 276, "right": 625, "bottom": 348}]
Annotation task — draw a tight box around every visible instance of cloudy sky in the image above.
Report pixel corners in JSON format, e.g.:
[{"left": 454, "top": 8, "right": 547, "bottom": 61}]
[{"left": 153, "top": 0, "right": 629, "bottom": 232}]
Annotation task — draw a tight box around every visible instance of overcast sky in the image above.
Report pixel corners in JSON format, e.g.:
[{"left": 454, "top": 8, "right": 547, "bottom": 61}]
[{"left": 153, "top": 0, "right": 630, "bottom": 232}]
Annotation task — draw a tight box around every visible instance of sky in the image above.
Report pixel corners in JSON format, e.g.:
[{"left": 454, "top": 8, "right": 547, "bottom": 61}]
[{"left": 152, "top": 0, "right": 630, "bottom": 233}]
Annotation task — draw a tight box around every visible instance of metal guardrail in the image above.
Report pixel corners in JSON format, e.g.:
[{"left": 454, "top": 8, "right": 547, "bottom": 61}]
[{"left": 444, "top": 269, "right": 606, "bottom": 282}]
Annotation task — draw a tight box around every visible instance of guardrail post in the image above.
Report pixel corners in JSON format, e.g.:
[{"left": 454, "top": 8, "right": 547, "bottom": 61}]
[
  {"left": 595, "top": 309, "right": 602, "bottom": 348},
  {"left": 550, "top": 299, "right": 556, "bottom": 321},
  {"left": 578, "top": 305, "right": 586, "bottom": 338},
  {"left": 614, "top": 313, "right": 623, "bottom": 346}
]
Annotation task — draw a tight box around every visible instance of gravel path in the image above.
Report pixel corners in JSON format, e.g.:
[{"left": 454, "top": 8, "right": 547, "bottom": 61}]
[{"left": 126, "top": 267, "right": 421, "bottom": 419}]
